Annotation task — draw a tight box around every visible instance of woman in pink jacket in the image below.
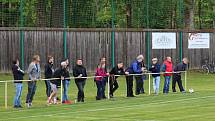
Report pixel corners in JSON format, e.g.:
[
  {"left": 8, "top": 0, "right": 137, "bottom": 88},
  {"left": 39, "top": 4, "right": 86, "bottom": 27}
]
[{"left": 95, "top": 58, "right": 109, "bottom": 100}]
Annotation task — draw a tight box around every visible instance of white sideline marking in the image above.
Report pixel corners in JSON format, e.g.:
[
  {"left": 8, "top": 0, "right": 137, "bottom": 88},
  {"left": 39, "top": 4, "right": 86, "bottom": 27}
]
[{"left": 1, "top": 95, "right": 215, "bottom": 121}]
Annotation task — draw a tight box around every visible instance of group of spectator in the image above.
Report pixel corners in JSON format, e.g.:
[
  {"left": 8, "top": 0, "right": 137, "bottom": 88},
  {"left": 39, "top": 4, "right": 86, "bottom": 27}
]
[{"left": 12, "top": 54, "right": 188, "bottom": 108}]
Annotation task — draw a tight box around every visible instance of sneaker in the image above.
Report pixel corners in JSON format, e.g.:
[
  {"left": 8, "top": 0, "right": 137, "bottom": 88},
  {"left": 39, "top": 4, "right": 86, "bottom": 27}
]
[
  {"left": 47, "top": 97, "right": 52, "bottom": 104},
  {"left": 64, "top": 100, "right": 73, "bottom": 104},
  {"left": 109, "top": 94, "right": 114, "bottom": 98},
  {"left": 127, "top": 95, "right": 135, "bottom": 97},
  {"left": 96, "top": 97, "right": 101, "bottom": 100},
  {"left": 26, "top": 103, "right": 30, "bottom": 108},
  {"left": 18, "top": 105, "right": 23, "bottom": 108},
  {"left": 53, "top": 98, "right": 57, "bottom": 104},
  {"left": 14, "top": 105, "right": 19, "bottom": 108}
]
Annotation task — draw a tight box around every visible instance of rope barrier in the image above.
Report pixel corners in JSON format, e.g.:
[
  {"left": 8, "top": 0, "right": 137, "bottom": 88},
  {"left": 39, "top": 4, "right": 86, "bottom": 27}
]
[
  {"left": 1, "top": 71, "right": 187, "bottom": 109},
  {"left": 0, "top": 71, "right": 186, "bottom": 83}
]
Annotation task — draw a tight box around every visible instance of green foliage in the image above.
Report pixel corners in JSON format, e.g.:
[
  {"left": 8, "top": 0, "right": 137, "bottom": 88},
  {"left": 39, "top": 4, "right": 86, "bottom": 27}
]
[{"left": 0, "top": 0, "right": 214, "bottom": 28}]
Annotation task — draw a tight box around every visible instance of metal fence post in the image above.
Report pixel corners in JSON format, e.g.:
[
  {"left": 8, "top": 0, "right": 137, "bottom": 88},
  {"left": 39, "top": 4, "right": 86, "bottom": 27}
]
[
  {"left": 63, "top": 0, "right": 68, "bottom": 58},
  {"left": 107, "top": 76, "right": 110, "bottom": 99},
  {"left": 61, "top": 79, "right": 63, "bottom": 104},
  {"left": 19, "top": 0, "right": 24, "bottom": 69},
  {"left": 148, "top": 74, "right": 151, "bottom": 95},
  {"left": 5, "top": 82, "right": 8, "bottom": 109},
  {"left": 111, "top": 0, "right": 115, "bottom": 67},
  {"left": 179, "top": 0, "right": 184, "bottom": 61},
  {"left": 146, "top": 0, "right": 150, "bottom": 68}
]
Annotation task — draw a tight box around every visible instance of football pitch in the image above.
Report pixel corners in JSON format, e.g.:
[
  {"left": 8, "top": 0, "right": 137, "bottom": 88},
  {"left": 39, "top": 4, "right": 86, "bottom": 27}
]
[{"left": 0, "top": 72, "right": 214, "bottom": 121}]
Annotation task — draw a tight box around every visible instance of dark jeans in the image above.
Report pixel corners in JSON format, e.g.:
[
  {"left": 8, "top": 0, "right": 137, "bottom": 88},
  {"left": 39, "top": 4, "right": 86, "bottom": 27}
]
[
  {"left": 109, "top": 78, "right": 119, "bottom": 96},
  {"left": 75, "top": 80, "right": 86, "bottom": 102},
  {"left": 26, "top": 81, "right": 37, "bottom": 103},
  {"left": 172, "top": 74, "right": 185, "bottom": 92},
  {"left": 126, "top": 75, "right": 134, "bottom": 97},
  {"left": 45, "top": 80, "right": 51, "bottom": 97},
  {"left": 135, "top": 75, "right": 144, "bottom": 95},
  {"left": 96, "top": 78, "right": 106, "bottom": 100}
]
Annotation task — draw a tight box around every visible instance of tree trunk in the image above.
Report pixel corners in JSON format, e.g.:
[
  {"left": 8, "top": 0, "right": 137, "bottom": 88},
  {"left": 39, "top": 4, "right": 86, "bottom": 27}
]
[
  {"left": 36, "top": 0, "right": 47, "bottom": 27},
  {"left": 184, "top": 0, "right": 195, "bottom": 29},
  {"left": 126, "top": 0, "right": 132, "bottom": 28},
  {"left": 50, "top": 0, "right": 64, "bottom": 28}
]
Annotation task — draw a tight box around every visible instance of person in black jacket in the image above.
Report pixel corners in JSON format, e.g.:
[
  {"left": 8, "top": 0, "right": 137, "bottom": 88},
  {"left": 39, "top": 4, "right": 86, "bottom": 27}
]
[
  {"left": 61, "top": 58, "right": 72, "bottom": 104},
  {"left": 109, "top": 62, "right": 127, "bottom": 98},
  {"left": 44, "top": 56, "right": 54, "bottom": 98},
  {"left": 48, "top": 62, "right": 67, "bottom": 104},
  {"left": 149, "top": 58, "right": 161, "bottom": 95},
  {"left": 172, "top": 58, "right": 189, "bottom": 93},
  {"left": 12, "top": 59, "right": 24, "bottom": 108},
  {"left": 73, "top": 59, "right": 87, "bottom": 102}
]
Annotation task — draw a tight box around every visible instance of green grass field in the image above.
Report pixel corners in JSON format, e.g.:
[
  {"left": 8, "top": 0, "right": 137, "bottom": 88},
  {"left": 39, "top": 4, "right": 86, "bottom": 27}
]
[{"left": 0, "top": 72, "right": 215, "bottom": 121}]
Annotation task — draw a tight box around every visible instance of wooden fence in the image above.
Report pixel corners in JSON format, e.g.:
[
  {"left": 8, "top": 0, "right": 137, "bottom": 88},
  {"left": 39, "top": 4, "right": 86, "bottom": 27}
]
[{"left": 0, "top": 28, "right": 214, "bottom": 72}]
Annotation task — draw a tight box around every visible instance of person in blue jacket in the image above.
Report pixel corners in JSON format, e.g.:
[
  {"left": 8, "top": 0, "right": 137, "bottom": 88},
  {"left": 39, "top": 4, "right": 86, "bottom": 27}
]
[{"left": 129, "top": 55, "right": 145, "bottom": 95}]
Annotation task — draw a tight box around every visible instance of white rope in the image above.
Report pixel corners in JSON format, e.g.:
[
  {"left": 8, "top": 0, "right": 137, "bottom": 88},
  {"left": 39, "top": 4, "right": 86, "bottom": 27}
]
[{"left": 0, "top": 71, "right": 186, "bottom": 83}]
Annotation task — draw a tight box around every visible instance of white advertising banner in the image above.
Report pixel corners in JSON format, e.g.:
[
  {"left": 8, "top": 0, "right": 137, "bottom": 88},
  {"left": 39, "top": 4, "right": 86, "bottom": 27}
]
[
  {"left": 152, "top": 32, "right": 176, "bottom": 49},
  {"left": 188, "top": 33, "right": 210, "bottom": 49}
]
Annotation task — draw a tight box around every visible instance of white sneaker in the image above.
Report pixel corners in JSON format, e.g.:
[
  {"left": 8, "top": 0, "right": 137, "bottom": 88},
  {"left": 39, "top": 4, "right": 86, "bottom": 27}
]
[
  {"left": 26, "top": 103, "right": 30, "bottom": 108},
  {"left": 53, "top": 98, "right": 57, "bottom": 104}
]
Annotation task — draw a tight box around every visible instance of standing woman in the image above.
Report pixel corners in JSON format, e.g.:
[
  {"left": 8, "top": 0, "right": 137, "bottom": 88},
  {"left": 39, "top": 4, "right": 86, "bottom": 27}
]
[
  {"left": 62, "top": 59, "right": 72, "bottom": 104},
  {"left": 12, "top": 59, "right": 25, "bottom": 108},
  {"left": 44, "top": 56, "right": 54, "bottom": 99},
  {"left": 95, "top": 57, "right": 109, "bottom": 100},
  {"left": 26, "top": 55, "right": 41, "bottom": 108}
]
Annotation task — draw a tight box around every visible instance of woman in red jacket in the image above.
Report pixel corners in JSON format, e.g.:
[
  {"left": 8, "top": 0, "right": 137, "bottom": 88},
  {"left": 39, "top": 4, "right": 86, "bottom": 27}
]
[{"left": 95, "top": 58, "right": 109, "bottom": 100}]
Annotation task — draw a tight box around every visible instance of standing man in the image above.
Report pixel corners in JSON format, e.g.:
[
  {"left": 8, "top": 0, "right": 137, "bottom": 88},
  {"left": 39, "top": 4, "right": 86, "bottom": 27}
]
[
  {"left": 26, "top": 55, "right": 41, "bottom": 108},
  {"left": 109, "top": 62, "right": 127, "bottom": 98},
  {"left": 161, "top": 56, "right": 173, "bottom": 94},
  {"left": 73, "top": 59, "right": 87, "bottom": 102},
  {"left": 172, "top": 58, "right": 189, "bottom": 93},
  {"left": 12, "top": 59, "right": 25, "bottom": 108},
  {"left": 125, "top": 68, "right": 134, "bottom": 97},
  {"left": 149, "top": 58, "right": 161, "bottom": 95},
  {"left": 131, "top": 55, "right": 145, "bottom": 95},
  {"left": 44, "top": 56, "right": 54, "bottom": 99}
]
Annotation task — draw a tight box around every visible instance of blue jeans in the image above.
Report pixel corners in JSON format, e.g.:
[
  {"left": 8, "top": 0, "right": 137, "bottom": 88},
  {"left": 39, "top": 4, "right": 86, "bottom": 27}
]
[
  {"left": 163, "top": 76, "right": 171, "bottom": 93},
  {"left": 45, "top": 80, "right": 51, "bottom": 97},
  {"left": 62, "top": 80, "right": 70, "bottom": 102},
  {"left": 14, "top": 83, "right": 23, "bottom": 106},
  {"left": 26, "top": 81, "right": 37, "bottom": 103},
  {"left": 153, "top": 76, "right": 160, "bottom": 94}
]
